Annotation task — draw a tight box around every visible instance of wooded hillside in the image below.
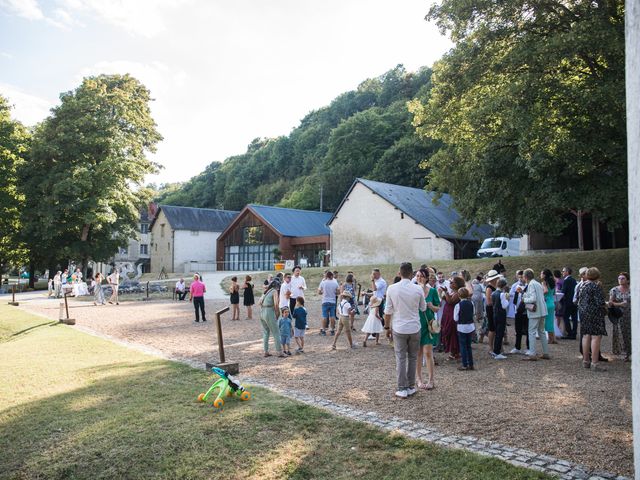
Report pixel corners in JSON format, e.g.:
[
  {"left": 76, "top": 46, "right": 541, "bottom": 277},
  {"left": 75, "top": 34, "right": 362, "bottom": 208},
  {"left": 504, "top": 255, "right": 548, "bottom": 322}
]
[{"left": 153, "top": 65, "right": 439, "bottom": 212}]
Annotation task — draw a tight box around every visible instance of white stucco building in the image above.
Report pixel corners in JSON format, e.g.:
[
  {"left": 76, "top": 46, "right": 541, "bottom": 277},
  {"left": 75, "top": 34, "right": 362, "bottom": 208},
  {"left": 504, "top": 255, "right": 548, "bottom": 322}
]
[
  {"left": 112, "top": 207, "right": 153, "bottom": 274},
  {"left": 150, "top": 205, "right": 238, "bottom": 274},
  {"left": 328, "top": 178, "right": 492, "bottom": 266}
]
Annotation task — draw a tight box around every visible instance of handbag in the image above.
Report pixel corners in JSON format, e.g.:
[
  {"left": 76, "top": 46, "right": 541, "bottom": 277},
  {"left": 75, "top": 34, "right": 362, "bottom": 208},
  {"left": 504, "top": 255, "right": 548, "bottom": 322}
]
[
  {"left": 429, "top": 318, "right": 441, "bottom": 334},
  {"left": 608, "top": 306, "right": 623, "bottom": 319},
  {"left": 525, "top": 303, "right": 537, "bottom": 312}
]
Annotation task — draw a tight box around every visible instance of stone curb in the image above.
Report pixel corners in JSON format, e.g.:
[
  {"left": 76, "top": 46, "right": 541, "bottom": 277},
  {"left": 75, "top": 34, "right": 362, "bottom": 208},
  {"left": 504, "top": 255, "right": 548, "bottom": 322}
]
[{"left": 242, "top": 376, "right": 630, "bottom": 480}]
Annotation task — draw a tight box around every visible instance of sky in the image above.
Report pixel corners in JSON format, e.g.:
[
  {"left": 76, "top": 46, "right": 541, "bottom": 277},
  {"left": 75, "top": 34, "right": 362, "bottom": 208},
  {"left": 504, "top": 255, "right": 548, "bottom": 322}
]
[{"left": 0, "top": 0, "right": 452, "bottom": 185}]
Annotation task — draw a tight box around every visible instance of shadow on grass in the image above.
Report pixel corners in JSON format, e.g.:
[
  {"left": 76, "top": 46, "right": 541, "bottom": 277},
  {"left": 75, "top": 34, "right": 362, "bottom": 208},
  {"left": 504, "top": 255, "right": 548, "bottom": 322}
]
[
  {"left": 0, "top": 360, "right": 550, "bottom": 480},
  {"left": 0, "top": 321, "right": 59, "bottom": 343}
]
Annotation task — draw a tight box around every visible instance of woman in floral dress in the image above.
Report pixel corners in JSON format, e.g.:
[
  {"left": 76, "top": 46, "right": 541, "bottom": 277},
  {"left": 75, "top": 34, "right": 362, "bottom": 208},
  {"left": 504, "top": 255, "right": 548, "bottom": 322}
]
[
  {"left": 577, "top": 268, "right": 607, "bottom": 371},
  {"left": 609, "top": 272, "right": 631, "bottom": 361}
]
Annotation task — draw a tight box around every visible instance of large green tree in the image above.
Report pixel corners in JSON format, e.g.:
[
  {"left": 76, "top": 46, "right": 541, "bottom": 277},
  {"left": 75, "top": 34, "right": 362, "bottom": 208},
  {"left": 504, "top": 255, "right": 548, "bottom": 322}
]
[
  {"left": 410, "top": 0, "right": 625, "bottom": 243},
  {"left": 21, "top": 74, "right": 162, "bottom": 276},
  {"left": 0, "top": 95, "right": 30, "bottom": 283}
]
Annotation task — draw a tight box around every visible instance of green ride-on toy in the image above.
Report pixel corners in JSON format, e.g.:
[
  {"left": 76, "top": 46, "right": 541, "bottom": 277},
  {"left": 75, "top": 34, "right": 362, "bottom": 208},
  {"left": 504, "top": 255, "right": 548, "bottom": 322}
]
[{"left": 198, "top": 367, "right": 251, "bottom": 408}]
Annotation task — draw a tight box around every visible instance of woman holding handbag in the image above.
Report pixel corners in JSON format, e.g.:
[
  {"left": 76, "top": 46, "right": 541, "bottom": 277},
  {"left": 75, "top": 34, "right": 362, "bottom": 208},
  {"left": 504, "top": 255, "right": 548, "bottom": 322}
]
[
  {"left": 609, "top": 272, "right": 631, "bottom": 361},
  {"left": 578, "top": 268, "right": 608, "bottom": 370},
  {"left": 417, "top": 269, "right": 440, "bottom": 390}
]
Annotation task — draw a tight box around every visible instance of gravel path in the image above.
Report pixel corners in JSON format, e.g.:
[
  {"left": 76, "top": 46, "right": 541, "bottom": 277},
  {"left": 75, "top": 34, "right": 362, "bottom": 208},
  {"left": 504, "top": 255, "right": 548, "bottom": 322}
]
[{"left": 19, "top": 293, "right": 633, "bottom": 477}]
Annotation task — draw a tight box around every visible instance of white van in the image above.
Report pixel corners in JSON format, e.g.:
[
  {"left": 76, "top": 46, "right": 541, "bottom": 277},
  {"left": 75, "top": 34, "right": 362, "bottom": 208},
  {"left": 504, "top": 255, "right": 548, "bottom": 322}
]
[{"left": 476, "top": 237, "right": 521, "bottom": 258}]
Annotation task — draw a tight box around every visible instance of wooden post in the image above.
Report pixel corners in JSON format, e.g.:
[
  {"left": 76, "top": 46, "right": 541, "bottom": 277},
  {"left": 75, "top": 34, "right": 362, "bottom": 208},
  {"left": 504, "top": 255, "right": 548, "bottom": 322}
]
[
  {"left": 8, "top": 284, "right": 18, "bottom": 306},
  {"left": 60, "top": 292, "right": 75, "bottom": 325},
  {"left": 205, "top": 306, "right": 238, "bottom": 374}
]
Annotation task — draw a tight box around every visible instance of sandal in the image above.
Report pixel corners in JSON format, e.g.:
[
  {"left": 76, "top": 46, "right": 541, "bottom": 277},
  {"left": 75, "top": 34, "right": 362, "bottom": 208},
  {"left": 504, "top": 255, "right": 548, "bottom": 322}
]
[
  {"left": 263, "top": 352, "right": 272, "bottom": 357},
  {"left": 331, "top": 345, "right": 336, "bottom": 350},
  {"left": 425, "top": 383, "right": 434, "bottom": 390}
]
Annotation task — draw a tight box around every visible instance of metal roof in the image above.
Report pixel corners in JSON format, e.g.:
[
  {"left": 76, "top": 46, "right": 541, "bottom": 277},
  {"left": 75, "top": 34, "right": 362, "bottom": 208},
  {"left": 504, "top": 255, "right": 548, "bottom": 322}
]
[
  {"left": 333, "top": 178, "right": 493, "bottom": 241},
  {"left": 152, "top": 205, "right": 239, "bottom": 232},
  {"left": 249, "top": 204, "right": 331, "bottom": 237}
]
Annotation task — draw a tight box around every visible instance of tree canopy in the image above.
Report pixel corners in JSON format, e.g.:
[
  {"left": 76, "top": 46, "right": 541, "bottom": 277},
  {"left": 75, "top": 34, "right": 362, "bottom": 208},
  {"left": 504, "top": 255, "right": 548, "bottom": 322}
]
[
  {"left": 0, "top": 95, "right": 30, "bottom": 280},
  {"left": 20, "top": 74, "right": 162, "bottom": 272},
  {"left": 409, "top": 0, "right": 626, "bottom": 236}
]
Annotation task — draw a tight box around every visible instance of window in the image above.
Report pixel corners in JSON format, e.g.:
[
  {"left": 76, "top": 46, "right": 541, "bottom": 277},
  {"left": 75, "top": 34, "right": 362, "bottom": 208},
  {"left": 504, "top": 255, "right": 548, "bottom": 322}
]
[
  {"left": 140, "top": 244, "right": 148, "bottom": 255},
  {"left": 191, "top": 230, "right": 199, "bottom": 236},
  {"left": 160, "top": 224, "right": 165, "bottom": 238},
  {"left": 140, "top": 223, "right": 149, "bottom": 234},
  {"left": 243, "top": 226, "right": 264, "bottom": 245}
]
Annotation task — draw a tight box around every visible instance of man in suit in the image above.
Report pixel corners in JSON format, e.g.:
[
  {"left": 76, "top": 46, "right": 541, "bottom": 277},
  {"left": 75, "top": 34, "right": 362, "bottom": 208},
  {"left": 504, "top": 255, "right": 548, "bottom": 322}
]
[{"left": 560, "top": 266, "right": 577, "bottom": 339}]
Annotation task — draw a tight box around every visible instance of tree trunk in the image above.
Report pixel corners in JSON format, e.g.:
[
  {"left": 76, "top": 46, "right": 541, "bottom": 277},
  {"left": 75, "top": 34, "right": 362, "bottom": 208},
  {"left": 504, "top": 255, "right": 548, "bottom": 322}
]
[
  {"left": 573, "top": 209, "right": 585, "bottom": 251},
  {"left": 592, "top": 216, "right": 601, "bottom": 250}
]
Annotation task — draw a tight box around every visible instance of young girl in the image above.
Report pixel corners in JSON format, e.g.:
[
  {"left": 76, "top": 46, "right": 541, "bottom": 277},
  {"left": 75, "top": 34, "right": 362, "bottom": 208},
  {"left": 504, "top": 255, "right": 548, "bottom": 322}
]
[
  {"left": 229, "top": 276, "right": 240, "bottom": 320},
  {"left": 332, "top": 291, "right": 356, "bottom": 350},
  {"left": 454, "top": 287, "right": 475, "bottom": 370},
  {"left": 242, "top": 275, "right": 254, "bottom": 320},
  {"left": 341, "top": 273, "right": 357, "bottom": 331},
  {"left": 361, "top": 296, "right": 383, "bottom": 346},
  {"left": 278, "top": 306, "right": 293, "bottom": 356}
]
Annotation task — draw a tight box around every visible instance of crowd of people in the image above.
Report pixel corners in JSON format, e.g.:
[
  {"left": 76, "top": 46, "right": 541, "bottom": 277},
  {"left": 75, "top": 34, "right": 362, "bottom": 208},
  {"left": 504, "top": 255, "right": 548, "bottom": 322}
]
[{"left": 246, "top": 261, "right": 631, "bottom": 399}]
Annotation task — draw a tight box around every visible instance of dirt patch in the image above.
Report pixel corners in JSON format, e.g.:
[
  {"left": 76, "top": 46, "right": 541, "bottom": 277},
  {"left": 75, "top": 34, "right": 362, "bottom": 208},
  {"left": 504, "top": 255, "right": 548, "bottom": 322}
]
[{"left": 20, "top": 293, "right": 633, "bottom": 477}]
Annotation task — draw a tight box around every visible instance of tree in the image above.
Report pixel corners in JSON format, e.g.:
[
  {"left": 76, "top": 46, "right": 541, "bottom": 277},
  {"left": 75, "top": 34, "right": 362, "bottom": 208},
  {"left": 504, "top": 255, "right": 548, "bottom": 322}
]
[
  {"left": 410, "top": 0, "right": 626, "bottom": 243},
  {"left": 21, "top": 74, "right": 162, "bottom": 278},
  {"left": 0, "top": 95, "right": 30, "bottom": 284}
]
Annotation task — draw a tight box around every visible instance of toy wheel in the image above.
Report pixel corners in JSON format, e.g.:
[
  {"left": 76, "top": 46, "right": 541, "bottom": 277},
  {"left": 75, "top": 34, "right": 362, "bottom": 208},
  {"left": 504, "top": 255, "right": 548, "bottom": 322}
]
[
  {"left": 213, "top": 398, "right": 224, "bottom": 408},
  {"left": 197, "top": 393, "right": 205, "bottom": 402},
  {"left": 240, "top": 391, "right": 251, "bottom": 401}
]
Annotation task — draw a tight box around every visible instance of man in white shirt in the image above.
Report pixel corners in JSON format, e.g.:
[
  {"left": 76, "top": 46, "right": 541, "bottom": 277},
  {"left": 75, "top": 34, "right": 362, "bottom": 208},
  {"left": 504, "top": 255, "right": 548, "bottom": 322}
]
[
  {"left": 290, "top": 266, "right": 307, "bottom": 312},
  {"left": 318, "top": 271, "right": 340, "bottom": 336},
  {"left": 175, "top": 278, "right": 187, "bottom": 301},
  {"left": 384, "top": 262, "right": 427, "bottom": 399},
  {"left": 279, "top": 273, "right": 292, "bottom": 310},
  {"left": 107, "top": 269, "right": 120, "bottom": 305}
]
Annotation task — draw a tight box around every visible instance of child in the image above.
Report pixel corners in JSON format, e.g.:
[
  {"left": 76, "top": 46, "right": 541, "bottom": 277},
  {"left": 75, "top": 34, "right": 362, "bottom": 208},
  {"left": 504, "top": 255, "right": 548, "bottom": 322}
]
[
  {"left": 278, "top": 306, "right": 293, "bottom": 356},
  {"left": 361, "top": 296, "right": 383, "bottom": 346},
  {"left": 454, "top": 287, "right": 475, "bottom": 371},
  {"left": 332, "top": 291, "right": 356, "bottom": 350},
  {"left": 491, "top": 279, "right": 510, "bottom": 359},
  {"left": 292, "top": 297, "right": 307, "bottom": 353},
  {"left": 229, "top": 276, "right": 240, "bottom": 321}
]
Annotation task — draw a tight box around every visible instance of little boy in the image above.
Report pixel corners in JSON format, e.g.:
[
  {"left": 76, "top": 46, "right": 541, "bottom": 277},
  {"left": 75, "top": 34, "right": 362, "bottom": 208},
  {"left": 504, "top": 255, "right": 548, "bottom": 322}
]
[
  {"left": 332, "top": 291, "right": 356, "bottom": 350},
  {"left": 292, "top": 297, "right": 307, "bottom": 353},
  {"left": 278, "top": 306, "right": 293, "bottom": 356},
  {"left": 454, "top": 287, "right": 475, "bottom": 371}
]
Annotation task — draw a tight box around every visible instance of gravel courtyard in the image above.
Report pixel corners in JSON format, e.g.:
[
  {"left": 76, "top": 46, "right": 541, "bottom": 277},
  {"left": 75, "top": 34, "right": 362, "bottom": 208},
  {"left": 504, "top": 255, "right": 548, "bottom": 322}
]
[{"left": 20, "top": 293, "right": 633, "bottom": 477}]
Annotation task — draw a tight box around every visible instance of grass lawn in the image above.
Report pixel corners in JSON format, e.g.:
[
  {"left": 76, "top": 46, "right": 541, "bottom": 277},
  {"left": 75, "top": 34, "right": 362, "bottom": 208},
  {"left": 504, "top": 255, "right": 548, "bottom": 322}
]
[
  {"left": 222, "top": 248, "right": 629, "bottom": 296},
  {"left": 0, "top": 305, "right": 550, "bottom": 480}
]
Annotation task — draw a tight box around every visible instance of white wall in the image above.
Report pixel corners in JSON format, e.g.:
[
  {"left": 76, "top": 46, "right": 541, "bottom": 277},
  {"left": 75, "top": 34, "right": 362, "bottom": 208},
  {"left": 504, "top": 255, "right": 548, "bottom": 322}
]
[
  {"left": 626, "top": 1, "right": 640, "bottom": 477},
  {"left": 150, "top": 210, "right": 173, "bottom": 273},
  {"left": 330, "top": 182, "right": 454, "bottom": 266},
  {"left": 174, "top": 230, "right": 220, "bottom": 270}
]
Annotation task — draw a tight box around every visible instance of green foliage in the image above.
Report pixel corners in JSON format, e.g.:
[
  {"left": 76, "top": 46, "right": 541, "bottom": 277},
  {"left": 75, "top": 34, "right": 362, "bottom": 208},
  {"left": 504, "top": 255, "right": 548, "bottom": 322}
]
[
  {"left": 0, "top": 96, "right": 30, "bottom": 276},
  {"left": 20, "top": 74, "right": 162, "bottom": 268},
  {"left": 410, "top": 0, "right": 625, "bottom": 236},
  {"left": 156, "top": 65, "right": 437, "bottom": 211}
]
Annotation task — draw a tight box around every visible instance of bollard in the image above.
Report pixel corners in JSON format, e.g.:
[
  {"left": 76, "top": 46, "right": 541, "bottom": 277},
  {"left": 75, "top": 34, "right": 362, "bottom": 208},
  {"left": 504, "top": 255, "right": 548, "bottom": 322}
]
[
  {"left": 59, "top": 292, "right": 75, "bottom": 325},
  {"left": 8, "top": 284, "right": 19, "bottom": 306},
  {"left": 205, "top": 306, "right": 238, "bottom": 374}
]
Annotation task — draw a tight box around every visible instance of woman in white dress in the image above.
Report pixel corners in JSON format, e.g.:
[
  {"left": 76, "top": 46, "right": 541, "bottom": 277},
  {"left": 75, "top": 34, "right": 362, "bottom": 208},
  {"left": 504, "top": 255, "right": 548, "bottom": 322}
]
[{"left": 93, "top": 273, "right": 106, "bottom": 305}]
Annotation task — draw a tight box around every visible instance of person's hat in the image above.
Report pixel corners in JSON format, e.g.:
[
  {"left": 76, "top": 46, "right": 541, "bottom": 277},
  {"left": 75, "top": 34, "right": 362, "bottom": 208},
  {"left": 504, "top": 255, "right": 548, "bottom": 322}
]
[
  {"left": 485, "top": 269, "right": 501, "bottom": 282},
  {"left": 341, "top": 291, "right": 353, "bottom": 299},
  {"left": 369, "top": 296, "right": 382, "bottom": 307}
]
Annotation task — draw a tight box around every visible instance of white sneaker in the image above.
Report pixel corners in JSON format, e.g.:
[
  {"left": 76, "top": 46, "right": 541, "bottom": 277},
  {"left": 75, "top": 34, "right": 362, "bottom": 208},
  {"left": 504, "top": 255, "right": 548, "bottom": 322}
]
[
  {"left": 368, "top": 335, "right": 376, "bottom": 340},
  {"left": 489, "top": 351, "right": 496, "bottom": 357},
  {"left": 395, "top": 389, "right": 408, "bottom": 399},
  {"left": 524, "top": 350, "right": 536, "bottom": 357},
  {"left": 406, "top": 387, "right": 417, "bottom": 396},
  {"left": 494, "top": 354, "right": 507, "bottom": 360},
  {"left": 510, "top": 348, "right": 523, "bottom": 355}
]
